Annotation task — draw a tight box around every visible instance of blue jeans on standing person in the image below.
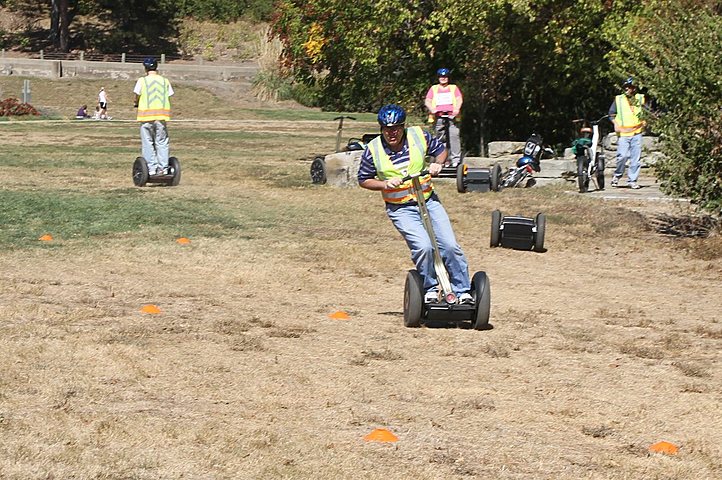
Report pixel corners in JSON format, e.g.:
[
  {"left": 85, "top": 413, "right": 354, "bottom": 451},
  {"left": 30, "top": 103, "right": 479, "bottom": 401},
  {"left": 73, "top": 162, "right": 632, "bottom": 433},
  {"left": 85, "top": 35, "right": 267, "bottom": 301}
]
[
  {"left": 140, "top": 120, "right": 169, "bottom": 173},
  {"left": 386, "top": 196, "right": 471, "bottom": 295},
  {"left": 614, "top": 133, "right": 642, "bottom": 183}
]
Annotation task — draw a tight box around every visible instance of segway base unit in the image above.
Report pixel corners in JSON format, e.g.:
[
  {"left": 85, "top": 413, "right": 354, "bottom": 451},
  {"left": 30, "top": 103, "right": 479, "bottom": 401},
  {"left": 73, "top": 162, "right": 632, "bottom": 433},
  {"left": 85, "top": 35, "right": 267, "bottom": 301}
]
[
  {"left": 133, "top": 156, "right": 181, "bottom": 187},
  {"left": 456, "top": 164, "right": 492, "bottom": 193},
  {"left": 490, "top": 210, "right": 546, "bottom": 251}
]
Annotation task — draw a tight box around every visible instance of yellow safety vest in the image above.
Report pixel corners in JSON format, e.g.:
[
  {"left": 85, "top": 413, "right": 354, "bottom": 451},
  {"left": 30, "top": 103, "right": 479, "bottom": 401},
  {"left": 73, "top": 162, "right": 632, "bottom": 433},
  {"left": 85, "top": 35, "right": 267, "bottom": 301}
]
[
  {"left": 614, "top": 93, "right": 645, "bottom": 136},
  {"left": 368, "top": 126, "right": 433, "bottom": 204},
  {"left": 136, "top": 75, "right": 172, "bottom": 122},
  {"left": 429, "top": 84, "right": 462, "bottom": 113}
]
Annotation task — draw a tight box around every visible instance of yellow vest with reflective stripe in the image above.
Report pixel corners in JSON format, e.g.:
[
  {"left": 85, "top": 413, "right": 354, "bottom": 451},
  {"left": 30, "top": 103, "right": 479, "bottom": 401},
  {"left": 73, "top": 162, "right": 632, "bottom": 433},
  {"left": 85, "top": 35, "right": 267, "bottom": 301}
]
[
  {"left": 430, "top": 84, "right": 461, "bottom": 112},
  {"left": 136, "top": 75, "right": 171, "bottom": 122},
  {"left": 369, "top": 126, "right": 433, "bottom": 204},
  {"left": 614, "top": 93, "right": 645, "bottom": 136}
]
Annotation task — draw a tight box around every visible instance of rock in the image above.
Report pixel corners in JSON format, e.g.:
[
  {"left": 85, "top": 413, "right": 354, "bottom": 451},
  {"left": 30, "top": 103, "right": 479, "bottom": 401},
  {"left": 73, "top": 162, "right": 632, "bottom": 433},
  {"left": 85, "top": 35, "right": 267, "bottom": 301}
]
[
  {"left": 487, "top": 141, "right": 525, "bottom": 157},
  {"left": 323, "top": 151, "right": 363, "bottom": 187}
]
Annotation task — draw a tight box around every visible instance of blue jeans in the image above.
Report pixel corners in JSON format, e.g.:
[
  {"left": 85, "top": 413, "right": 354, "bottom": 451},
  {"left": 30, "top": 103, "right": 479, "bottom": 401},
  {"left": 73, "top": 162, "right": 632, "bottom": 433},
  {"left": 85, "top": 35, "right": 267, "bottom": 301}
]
[
  {"left": 140, "top": 120, "right": 169, "bottom": 172},
  {"left": 614, "top": 133, "right": 642, "bottom": 183},
  {"left": 386, "top": 197, "right": 471, "bottom": 295}
]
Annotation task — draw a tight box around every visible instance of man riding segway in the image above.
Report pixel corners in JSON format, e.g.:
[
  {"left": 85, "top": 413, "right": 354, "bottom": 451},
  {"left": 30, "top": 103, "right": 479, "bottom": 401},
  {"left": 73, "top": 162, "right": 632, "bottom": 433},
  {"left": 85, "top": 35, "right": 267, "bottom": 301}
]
[
  {"left": 358, "top": 104, "right": 474, "bottom": 306},
  {"left": 425, "top": 68, "right": 463, "bottom": 167}
]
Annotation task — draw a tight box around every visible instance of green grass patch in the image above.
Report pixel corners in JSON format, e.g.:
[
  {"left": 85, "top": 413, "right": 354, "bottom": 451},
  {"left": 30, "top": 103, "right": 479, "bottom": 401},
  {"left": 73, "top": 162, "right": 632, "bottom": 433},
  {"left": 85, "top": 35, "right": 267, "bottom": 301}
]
[{"left": 0, "top": 189, "right": 250, "bottom": 249}]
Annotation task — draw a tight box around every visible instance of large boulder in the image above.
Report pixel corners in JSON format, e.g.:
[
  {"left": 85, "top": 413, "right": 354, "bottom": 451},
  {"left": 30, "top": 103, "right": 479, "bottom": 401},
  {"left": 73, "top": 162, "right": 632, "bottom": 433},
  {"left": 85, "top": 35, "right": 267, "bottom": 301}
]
[{"left": 323, "top": 151, "right": 363, "bottom": 187}]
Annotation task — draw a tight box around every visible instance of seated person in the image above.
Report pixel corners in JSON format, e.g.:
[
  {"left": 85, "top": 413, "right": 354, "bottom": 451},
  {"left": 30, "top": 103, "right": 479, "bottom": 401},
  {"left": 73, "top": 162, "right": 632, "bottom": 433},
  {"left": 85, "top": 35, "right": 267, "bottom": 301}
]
[{"left": 75, "top": 104, "right": 90, "bottom": 119}]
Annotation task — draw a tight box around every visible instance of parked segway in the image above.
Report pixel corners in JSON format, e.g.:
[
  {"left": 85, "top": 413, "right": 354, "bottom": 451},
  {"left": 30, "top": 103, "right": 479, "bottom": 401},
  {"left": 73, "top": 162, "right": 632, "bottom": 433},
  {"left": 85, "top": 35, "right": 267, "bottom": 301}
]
[
  {"left": 490, "top": 209, "right": 546, "bottom": 252},
  {"left": 132, "top": 156, "right": 181, "bottom": 187},
  {"left": 402, "top": 171, "right": 491, "bottom": 330}
]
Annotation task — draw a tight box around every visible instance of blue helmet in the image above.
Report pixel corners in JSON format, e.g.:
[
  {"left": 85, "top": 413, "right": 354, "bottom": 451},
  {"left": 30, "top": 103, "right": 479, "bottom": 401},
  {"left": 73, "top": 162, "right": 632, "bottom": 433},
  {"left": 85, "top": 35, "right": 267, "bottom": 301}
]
[
  {"left": 143, "top": 56, "right": 158, "bottom": 71},
  {"left": 622, "top": 76, "right": 635, "bottom": 88},
  {"left": 517, "top": 155, "right": 536, "bottom": 168},
  {"left": 437, "top": 68, "right": 450, "bottom": 77},
  {"left": 377, "top": 104, "right": 406, "bottom": 127}
]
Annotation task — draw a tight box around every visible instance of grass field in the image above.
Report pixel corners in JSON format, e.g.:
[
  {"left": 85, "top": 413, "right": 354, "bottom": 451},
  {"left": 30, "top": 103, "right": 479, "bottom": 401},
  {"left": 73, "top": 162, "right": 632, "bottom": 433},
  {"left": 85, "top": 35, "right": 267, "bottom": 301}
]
[{"left": 1, "top": 77, "right": 721, "bottom": 479}]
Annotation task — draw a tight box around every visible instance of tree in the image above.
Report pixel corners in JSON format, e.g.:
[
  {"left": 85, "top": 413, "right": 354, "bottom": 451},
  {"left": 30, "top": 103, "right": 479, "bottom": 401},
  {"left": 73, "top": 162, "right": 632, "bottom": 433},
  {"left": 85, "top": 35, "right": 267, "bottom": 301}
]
[
  {"left": 609, "top": 0, "right": 722, "bottom": 211},
  {"left": 273, "top": 0, "right": 635, "bottom": 151}
]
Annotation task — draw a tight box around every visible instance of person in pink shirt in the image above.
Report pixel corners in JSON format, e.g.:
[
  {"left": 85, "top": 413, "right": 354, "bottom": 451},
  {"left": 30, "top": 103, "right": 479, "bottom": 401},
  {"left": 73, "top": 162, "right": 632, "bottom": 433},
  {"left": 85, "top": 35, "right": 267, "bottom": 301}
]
[{"left": 425, "top": 68, "right": 463, "bottom": 166}]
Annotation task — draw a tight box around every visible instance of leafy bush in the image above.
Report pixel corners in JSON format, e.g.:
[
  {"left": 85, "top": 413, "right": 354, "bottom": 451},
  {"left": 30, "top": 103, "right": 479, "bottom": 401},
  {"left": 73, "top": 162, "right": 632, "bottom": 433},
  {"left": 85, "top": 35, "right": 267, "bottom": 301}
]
[
  {"left": 0, "top": 97, "right": 40, "bottom": 116},
  {"left": 610, "top": 1, "right": 722, "bottom": 212}
]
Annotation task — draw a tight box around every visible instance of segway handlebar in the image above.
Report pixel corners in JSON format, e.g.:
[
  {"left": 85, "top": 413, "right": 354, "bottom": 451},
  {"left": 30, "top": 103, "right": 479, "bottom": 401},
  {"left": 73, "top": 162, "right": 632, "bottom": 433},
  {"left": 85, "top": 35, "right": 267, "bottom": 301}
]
[
  {"left": 400, "top": 170, "right": 430, "bottom": 183},
  {"left": 333, "top": 115, "right": 356, "bottom": 121}
]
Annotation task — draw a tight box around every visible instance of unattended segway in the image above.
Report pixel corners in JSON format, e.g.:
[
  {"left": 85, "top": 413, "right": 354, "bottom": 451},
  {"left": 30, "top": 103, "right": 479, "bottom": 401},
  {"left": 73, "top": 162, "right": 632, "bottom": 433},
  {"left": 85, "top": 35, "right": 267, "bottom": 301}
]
[
  {"left": 490, "top": 210, "right": 546, "bottom": 252},
  {"left": 132, "top": 156, "right": 181, "bottom": 187},
  {"left": 402, "top": 171, "right": 491, "bottom": 330}
]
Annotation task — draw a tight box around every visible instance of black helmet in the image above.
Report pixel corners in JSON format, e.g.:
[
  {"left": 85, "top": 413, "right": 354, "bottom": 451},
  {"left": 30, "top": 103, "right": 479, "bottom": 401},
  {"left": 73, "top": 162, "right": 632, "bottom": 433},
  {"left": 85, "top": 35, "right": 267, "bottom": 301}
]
[
  {"left": 143, "top": 57, "right": 158, "bottom": 71},
  {"left": 622, "top": 76, "right": 635, "bottom": 88},
  {"left": 377, "top": 104, "right": 406, "bottom": 127}
]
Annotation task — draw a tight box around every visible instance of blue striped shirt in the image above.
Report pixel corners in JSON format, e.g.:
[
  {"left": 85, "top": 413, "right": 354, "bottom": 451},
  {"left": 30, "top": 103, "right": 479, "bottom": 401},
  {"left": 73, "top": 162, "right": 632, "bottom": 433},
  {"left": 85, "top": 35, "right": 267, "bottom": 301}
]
[{"left": 357, "top": 129, "right": 445, "bottom": 183}]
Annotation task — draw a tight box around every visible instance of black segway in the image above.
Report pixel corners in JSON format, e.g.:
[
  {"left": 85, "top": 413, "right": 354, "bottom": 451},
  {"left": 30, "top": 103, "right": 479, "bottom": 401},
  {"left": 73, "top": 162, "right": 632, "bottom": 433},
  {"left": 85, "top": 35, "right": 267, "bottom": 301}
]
[
  {"left": 132, "top": 156, "right": 181, "bottom": 187},
  {"left": 402, "top": 171, "right": 491, "bottom": 330},
  {"left": 490, "top": 210, "right": 546, "bottom": 252}
]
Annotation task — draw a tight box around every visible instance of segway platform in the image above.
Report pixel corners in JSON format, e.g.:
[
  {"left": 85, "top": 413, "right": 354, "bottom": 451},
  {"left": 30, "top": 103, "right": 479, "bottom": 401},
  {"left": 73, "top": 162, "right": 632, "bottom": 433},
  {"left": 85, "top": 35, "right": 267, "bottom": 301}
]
[
  {"left": 133, "top": 156, "right": 181, "bottom": 187},
  {"left": 490, "top": 210, "right": 546, "bottom": 251},
  {"left": 404, "top": 270, "right": 491, "bottom": 330},
  {"left": 456, "top": 164, "right": 492, "bottom": 193}
]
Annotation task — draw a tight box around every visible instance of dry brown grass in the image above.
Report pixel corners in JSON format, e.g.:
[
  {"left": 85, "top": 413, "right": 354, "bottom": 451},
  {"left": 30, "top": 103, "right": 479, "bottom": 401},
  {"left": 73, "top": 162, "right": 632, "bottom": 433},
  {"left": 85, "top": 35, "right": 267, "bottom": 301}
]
[{"left": 0, "top": 97, "right": 721, "bottom": 479}]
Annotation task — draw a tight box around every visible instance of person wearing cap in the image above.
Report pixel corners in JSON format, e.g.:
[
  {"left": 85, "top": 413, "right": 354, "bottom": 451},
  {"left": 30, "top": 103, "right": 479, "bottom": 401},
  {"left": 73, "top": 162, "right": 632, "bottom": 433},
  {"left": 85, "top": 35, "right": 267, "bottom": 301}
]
[
  {"left": 97, "top": 87, "right": 110, "bottom": 120},
  {"left": 133, "top": 57, "right": 174, "bottom": 176},
  {"left": 424, "top": 68, "right": 463, "bottom": 167},
  {"left": 357, "top": 104, "right": 473, "bottom": 305},
  {"left": 609, "top": 77, "right": 647, "bottom": 189}
]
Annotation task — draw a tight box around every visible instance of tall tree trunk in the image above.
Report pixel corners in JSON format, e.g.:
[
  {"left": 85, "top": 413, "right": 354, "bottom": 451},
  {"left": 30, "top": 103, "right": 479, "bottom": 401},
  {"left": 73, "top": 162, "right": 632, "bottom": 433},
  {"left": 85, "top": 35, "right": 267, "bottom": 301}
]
[
  {"left": 478, "top": 99, "right": 489, "bottom": 157},
  {"left": 59, "top": 0, "right": 70, "bottom": 52},
  {"left": 50, "top": 0, "right": 60, "bottom": 47}
]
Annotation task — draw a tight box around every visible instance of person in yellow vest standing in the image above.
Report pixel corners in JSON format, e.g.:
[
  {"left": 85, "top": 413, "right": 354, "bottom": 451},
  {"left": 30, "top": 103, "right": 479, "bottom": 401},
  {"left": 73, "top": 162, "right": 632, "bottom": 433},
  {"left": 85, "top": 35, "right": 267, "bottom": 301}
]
[
  {"left": 134, "top": 57, "right": 174, "bottom": 176},
  {"left": 609, "top": 77, "right": 647, "bottom": 189},
  {"left": 424, "top": 68, "right": 463, "bottom": 167},
  {"left": 357, "top": 104, "right": 473, "bottom": 305}
]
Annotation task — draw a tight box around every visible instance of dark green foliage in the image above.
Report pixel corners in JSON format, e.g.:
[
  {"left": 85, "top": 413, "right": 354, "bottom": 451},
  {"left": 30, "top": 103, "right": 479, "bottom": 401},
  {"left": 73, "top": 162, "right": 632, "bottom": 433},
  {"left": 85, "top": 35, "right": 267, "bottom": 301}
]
[{"left": 610, "top": 1, "right": 722, "bottom": 212}]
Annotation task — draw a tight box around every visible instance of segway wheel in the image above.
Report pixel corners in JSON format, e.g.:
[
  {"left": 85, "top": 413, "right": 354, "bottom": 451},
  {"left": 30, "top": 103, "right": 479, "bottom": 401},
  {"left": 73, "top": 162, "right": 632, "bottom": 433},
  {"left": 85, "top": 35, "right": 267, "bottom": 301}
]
[
  {"left": 456, "top": 164, "right": 467, "bottom": 193},
  {"left": 534, "top": 212, "right": 546, "bottom": 252},
  {"left": 310, "top": 156, "right": 327, "bottom": 184},
  {"left": 471, "top": 271, "right": 491, "bottom": 330},
  {"left": 595, "top": 156, "right": 605, "bottom": 190},
  {"left": 576, "top": 156, "right": 588, "bottom": 193},
  {"left": 132, "top": 157, "right": 149, "bottom": 187},
  {"left": 491, "top": 163, "right": 503, "bottom": 192},
  {"left": 403, "top": 270, "right": 424, "bottom": 328},
  {"left": 168, "top": 157, "right": 181, "bottom": 186},
  {"left": 490, "top": 209, "right": 502, "bottom": 247}
]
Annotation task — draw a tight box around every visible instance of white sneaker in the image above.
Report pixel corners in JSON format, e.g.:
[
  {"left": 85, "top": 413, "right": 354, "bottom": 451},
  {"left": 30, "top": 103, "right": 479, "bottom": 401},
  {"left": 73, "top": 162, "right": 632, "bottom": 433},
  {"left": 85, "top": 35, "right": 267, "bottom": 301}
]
[
  {"left": 628, "top": 182, "right": 641, "bottom": 189},
  {"left": 458, "top": 292, "right": 474, "bottom": 304},
  {"left": 424, "top": 289, "right": 439, "bottom": 303},
  {"left": 611, "top": 176, "right": 620, "bottom": 187}
]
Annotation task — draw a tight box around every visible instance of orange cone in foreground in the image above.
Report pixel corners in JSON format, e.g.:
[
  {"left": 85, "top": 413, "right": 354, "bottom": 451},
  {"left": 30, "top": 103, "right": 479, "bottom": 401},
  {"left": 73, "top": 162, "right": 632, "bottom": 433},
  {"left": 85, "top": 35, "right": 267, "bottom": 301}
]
[
  {"left": 363, "top": 428, "right": 398, "bottom": 443},
  {"left": 177, "top": 237, "right": 191, "bottom": 245},
  {"left": 140, "top": 304, "right": 162, "bottom": 314},
  {"left": 329, "top": 311, "right": 350, "bottom": 320},
  {"left": 39, "top": 234, "right": 53, "bottom": 241},
  {"left": 649, "top": 441, "right": 679, "bottom": 455}
]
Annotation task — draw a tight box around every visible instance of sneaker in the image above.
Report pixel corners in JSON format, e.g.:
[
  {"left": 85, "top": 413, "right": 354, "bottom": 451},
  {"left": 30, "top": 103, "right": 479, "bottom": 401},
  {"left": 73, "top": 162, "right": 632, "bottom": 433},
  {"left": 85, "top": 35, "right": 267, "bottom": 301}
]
[
  {"left": 155, "top": 167, "right": 164, "bottom": 175},
  {"left": 629, "top": 182, "right": 641, "bottom": 189},
  {"left": 424, "top": 289, "right": 439, "bottom": 303},
  {"left": 458, "top": 292, "right": 474, "bottom": 304},
  {"left": 611, "top": 176, "right": 620, "bottom": 187}
]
